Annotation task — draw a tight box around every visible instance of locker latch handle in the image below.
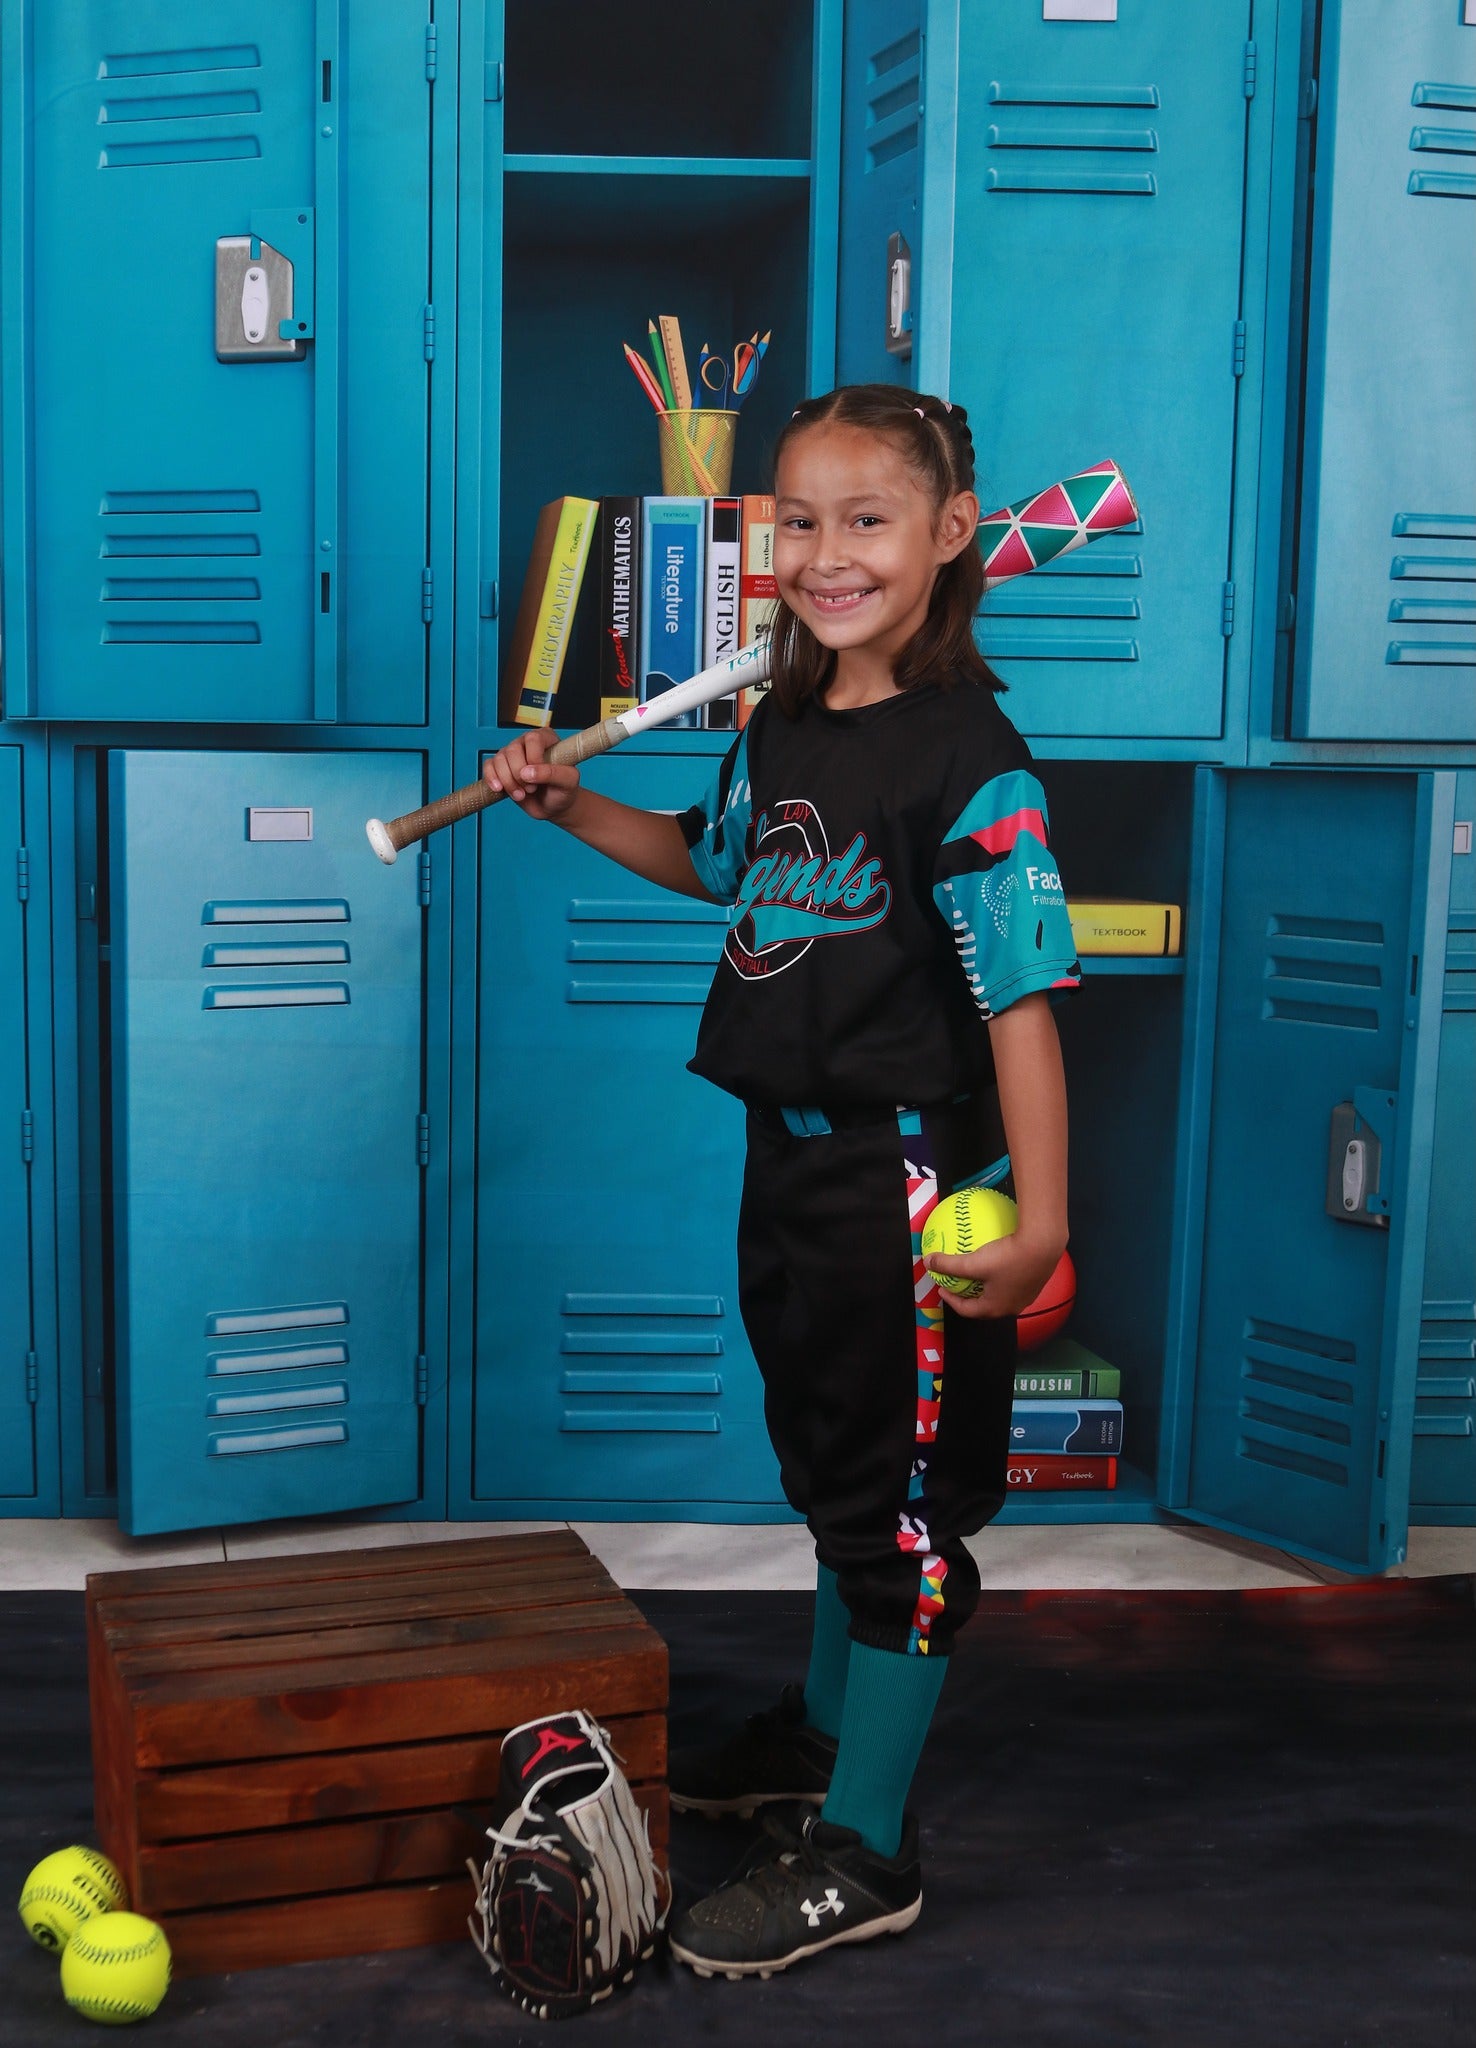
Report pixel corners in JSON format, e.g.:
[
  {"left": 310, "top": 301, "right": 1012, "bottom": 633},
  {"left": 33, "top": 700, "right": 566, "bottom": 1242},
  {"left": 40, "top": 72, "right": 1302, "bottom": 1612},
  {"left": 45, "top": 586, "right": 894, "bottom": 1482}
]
[
  {"left": 885, "top": 232, "right": 913, "bottom": 358},
  {"left": 215, "top": 212, "right": 315, "bottom": 362},
  {"left": 1325, "top": 1090, "right": 1397, "bottom": 1229}
]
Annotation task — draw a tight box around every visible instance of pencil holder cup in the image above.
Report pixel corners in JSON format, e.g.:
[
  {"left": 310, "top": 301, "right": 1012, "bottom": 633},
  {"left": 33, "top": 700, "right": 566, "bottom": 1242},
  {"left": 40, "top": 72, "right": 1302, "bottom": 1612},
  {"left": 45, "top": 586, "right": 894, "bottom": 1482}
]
[{"left": 657, "top": 410, "right": 737, "bottom": 496}]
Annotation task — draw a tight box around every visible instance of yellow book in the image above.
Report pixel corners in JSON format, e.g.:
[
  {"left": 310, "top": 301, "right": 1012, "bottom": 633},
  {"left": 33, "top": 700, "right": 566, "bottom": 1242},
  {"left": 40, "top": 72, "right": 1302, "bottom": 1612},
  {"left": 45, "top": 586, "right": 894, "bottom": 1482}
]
[
  {"left": 500, "top": 496, "right": 600, "bottom": 727},
  {"left": 1068, "top": 899, "right": 1182, "bottom": 956}
]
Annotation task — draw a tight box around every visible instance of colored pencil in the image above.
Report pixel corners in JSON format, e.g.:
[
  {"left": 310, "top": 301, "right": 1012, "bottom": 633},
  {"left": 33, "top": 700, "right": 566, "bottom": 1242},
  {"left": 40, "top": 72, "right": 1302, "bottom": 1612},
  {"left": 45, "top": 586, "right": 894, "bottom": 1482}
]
[
  {"left": 647, "top": 320, "right": 677, "bottom": 410},
  {"left": 622, "top": 342, "right": 667, "bottom": 414}
]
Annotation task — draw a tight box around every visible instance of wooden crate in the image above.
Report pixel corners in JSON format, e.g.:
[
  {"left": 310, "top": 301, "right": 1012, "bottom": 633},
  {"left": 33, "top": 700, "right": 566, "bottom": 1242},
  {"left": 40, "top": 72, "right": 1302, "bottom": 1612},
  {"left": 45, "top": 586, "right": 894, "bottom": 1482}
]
[{"left": 85, "top": 1531, "right": 668, "bottom": 1976}]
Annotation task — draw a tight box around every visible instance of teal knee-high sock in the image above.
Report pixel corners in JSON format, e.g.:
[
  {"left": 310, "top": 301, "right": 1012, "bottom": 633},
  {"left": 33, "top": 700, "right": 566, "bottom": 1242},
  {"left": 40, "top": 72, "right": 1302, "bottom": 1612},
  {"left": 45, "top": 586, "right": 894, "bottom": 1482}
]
[
  {"left": 802, "top": 1564, "right": 851, "bottom": 1739},
  {"left": 821, "top": 1642, "right": 947, "bottom": 1857}
]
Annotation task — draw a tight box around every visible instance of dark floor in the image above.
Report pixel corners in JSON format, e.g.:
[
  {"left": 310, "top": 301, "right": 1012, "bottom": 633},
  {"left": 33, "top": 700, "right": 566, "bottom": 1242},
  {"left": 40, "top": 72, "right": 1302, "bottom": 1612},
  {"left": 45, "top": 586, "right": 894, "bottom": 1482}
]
[{"left": 4, "top": 1580, "right": 1475, "bottom": 2048}]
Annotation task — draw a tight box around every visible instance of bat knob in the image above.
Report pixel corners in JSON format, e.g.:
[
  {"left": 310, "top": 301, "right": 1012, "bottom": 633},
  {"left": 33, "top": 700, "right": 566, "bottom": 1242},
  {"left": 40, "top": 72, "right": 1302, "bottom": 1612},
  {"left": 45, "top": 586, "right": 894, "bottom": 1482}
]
[{"left": 366, "top": 818, "right": 398, "bottom": 865}]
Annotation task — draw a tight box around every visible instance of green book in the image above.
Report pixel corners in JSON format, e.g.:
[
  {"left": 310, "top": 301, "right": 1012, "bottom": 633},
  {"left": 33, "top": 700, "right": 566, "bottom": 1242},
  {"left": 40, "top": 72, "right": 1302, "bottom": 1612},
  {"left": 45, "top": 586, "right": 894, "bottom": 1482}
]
[{"left": 1014, "top": 1336, "right": 1121, "bottom": 1401}]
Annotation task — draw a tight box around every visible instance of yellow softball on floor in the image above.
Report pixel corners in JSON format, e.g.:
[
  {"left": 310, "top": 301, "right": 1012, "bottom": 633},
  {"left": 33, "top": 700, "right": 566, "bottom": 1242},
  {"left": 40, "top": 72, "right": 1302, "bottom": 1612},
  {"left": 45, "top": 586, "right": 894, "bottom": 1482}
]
[
  {"left": 60, "top": 1911, "right": 171, "bottom": 2026},
  {"left": 921, "top": 1188, "right": 1019, "bottom": 1297},
  {"left": 18, "top": 1845, "right": 128, "bottom": 1951}
]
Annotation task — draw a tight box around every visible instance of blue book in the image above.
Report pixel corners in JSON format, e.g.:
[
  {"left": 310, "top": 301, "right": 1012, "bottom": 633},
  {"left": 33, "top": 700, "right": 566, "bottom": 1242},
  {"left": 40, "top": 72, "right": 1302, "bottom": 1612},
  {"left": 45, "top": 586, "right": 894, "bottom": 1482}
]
[
  {"left": 639, "top": 497, "right": 706, "bottom": 729},
  {"left": 1009, "top": 1399, "right": 1124, "bottom": 1455}
]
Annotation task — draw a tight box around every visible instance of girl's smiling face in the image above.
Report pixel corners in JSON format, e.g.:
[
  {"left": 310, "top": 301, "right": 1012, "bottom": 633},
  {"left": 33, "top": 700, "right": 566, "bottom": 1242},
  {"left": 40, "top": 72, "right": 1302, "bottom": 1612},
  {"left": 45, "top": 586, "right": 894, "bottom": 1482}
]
[{"left": 773, "top": 421, "right": 978, "bottom": 694}]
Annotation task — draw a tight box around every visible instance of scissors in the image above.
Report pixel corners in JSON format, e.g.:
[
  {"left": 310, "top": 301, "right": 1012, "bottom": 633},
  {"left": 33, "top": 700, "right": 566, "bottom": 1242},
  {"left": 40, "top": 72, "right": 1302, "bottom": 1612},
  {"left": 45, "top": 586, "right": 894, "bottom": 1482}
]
[{"left": 697, "top": 344, "right": 731, "bottom": 408}]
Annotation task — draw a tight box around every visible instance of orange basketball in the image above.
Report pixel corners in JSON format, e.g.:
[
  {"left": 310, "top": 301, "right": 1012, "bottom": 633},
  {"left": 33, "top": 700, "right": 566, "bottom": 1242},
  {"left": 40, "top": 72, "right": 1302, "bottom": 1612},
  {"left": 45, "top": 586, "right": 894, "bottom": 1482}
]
[{"left": 1017, "top": 1248, "right": 1076, "bottom": 1352}]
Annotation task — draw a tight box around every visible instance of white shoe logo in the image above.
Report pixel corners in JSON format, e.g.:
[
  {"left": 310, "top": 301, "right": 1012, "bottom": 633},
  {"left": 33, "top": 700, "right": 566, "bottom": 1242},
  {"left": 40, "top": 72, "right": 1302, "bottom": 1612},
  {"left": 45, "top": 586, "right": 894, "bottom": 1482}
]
[
  {"left": 801, "top": 1889, "right": 844, "bottom": 1928},
  {"left": 517, "top": 1871, "right": 554, "bottom": 1895}
]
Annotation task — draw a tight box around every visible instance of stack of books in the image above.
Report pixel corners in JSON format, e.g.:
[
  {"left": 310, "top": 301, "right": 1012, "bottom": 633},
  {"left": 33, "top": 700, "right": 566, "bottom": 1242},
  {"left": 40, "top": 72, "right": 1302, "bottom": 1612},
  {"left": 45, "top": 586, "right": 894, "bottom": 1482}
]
[
  {"left": 1006, "top": 1336, "right": 1125, "bottom": 1491},
  {"left": 499, "top": 494, "right": 778, "bottom": 733}
]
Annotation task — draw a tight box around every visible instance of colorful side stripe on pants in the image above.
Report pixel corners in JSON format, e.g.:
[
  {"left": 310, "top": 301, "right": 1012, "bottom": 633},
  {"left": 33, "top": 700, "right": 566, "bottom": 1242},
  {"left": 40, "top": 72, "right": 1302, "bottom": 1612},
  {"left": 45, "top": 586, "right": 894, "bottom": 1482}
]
[{"left": 898, "top": 1108, "right": 948, "bottom": 1655}]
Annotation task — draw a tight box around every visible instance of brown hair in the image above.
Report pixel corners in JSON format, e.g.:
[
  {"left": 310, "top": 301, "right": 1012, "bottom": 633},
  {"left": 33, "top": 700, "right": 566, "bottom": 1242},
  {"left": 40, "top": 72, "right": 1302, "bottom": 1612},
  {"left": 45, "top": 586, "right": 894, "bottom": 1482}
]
[{"left": 765, "top": 383, "right": 1005, "bottom": 716}]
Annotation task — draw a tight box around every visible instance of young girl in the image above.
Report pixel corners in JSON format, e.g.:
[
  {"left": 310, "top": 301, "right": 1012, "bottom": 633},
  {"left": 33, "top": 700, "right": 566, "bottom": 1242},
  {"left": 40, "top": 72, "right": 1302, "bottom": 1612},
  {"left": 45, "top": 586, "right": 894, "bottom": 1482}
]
[{"left": 482, "top": 384, "right": 1079, "bottom": 1980}]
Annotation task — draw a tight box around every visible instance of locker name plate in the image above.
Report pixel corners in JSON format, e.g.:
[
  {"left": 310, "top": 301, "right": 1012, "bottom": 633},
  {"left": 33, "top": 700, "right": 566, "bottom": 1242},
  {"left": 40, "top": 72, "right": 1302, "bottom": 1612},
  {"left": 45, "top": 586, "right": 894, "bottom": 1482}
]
[
  {"left": 247, "top": 808, "right": 313, "bottom": 842},
  {"left": 215, "top": 238, "right": 305, "bottom": 361}
]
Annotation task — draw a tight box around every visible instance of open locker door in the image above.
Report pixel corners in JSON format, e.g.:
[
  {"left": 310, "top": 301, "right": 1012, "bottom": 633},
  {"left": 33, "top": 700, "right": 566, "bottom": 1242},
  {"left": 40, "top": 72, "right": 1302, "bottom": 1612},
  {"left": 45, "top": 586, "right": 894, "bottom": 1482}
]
[
  {"left": 108, "top": 750, "right": 425, "bottom": 1535},
  {"left": 1161, "top": 770, "right": 1454, "bottom": 1574}
]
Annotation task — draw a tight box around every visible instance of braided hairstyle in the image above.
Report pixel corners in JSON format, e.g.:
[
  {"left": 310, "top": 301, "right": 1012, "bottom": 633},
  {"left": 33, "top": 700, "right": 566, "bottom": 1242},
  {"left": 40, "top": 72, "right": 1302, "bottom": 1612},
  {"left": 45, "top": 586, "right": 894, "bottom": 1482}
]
[{"left": 765, "top": 382, "right": 1004, "bottom": 716}]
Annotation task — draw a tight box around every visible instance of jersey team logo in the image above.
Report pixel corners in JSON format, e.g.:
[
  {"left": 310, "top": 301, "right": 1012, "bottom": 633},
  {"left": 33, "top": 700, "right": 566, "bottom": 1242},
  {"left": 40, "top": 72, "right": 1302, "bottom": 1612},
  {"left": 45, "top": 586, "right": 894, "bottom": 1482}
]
[{"left": 727, "top": 798, "right": 892, "bottom": 979}]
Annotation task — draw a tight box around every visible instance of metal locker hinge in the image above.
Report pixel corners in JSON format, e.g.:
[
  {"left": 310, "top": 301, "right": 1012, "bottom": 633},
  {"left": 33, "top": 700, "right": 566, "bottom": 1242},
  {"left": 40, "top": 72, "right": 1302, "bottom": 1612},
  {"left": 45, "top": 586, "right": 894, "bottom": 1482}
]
[
  {"left": 417, "top": 849, "right": 432, "bottom": 907},
  {"left": 25, "top": 1353, "right": 38, "bottom": 1405},
  {"left": 20, "top": 1110, "right": 34, "bottom": 1163},
  {"left": 425, "top": 23, "right": 438, "bottom": 80},
  {"left": 15, "top": 848, "right": 28, "bottom": 902},
  {"left": 1220, "top": 581, "right": 1236, "bottom": 636},
  {"left": 423, "top": 304, "right": 436, "bottom": 362},
  {"left": 1243, "top": 41, "right": 1257, "bottom": 98},
  {"left": 417, "top": 1113, "right": 431, "bottom": 1167},
  {"left": 415, "top": 1354, "right": 429, "bottom": 1405},
  {"left": 1232, "top": 320, "right": 1246, "bottom": 376},
  {"left": 422, "top": 568, "right": 434, "bottom": 624}
]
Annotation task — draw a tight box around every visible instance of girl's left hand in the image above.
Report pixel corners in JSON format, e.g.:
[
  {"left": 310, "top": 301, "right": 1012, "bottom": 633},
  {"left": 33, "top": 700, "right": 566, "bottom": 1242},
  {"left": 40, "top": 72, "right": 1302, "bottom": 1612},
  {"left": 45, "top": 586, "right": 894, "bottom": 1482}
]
[{"left": 924, "top": 1231, "right": 1066, "bottom": 1322}]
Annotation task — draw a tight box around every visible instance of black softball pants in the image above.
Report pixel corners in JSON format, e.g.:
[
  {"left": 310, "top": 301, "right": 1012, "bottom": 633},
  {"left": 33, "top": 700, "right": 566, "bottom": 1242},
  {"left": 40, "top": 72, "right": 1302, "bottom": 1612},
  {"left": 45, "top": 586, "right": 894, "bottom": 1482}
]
[{"left": 736, "top": 1098, "right": 1017, "bottom": 1657}]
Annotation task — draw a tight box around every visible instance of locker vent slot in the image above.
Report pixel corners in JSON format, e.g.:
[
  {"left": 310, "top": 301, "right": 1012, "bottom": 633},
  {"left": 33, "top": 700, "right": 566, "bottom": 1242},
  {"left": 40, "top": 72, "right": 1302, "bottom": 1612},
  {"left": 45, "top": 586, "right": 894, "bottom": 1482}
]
[
  {"left": 1411, "top": 84, "right": 1476, "bottom": 112},
  {"left": 1389, "top": 555, "right": 1475, "bottom": 580},
  {"left": 207, "top": 1384, "right": 348, "bottom": 1417},
  {"left": 564, "top": 898, "right": 725, "bottom": 1004},
  {"left": 99, "top": 46, "right": 262, "bottom": 80},
  {"left": 1239, "top": 1316, "right": 1355, "bottom": 1485},
  {"left": 1262, "top": 913, "right": 1386, "bottom": 1030},
  {"left": 201, "top": 942, "right": 350, "bottom": 967},
  {"left": 977, "top": 633, "right": 1140, "bottom": 660},
  {"left": 864, "top": 31, "right": 921, "bottom": 170},
  {"left": 205, "top": 1302, "right": 349, "bottom": 1337},
  {"left": 1391, "top": 513, "right": 1476, "bottom": 538},
  {"left": 1032, "top": 550, "right": 1142, "bottom": 577},
  {"left": 989, "top": 82, "right": 1160, "bottom": 106},
  {"left": 207, "top": 1423, "right": 348, "bottom": 1456},
  {"left": 102, "top": 531, "right": 260, "bottom": 557},
  {"left": 202, "top": 900, "right": 350, "bottom": 924},
  {"left": 981, "top": 548, "right": 1143, "bottom": 660},
  {"left": 986, "top": 82, "right": 1160, "bottom": 195},
  {"left": 102, "top": 136, "right": 263, "bottom": 169},
  {"left": 104, "top": 620, "right": 260, "bottom": 644},
  {"left": 207, "top": 1342, "right": 350, "bottom": 1376},
  {"left": 103, "top": 577, "right": 260, "bottom": 601},
  {"left": 202, "top": 982, "right": 349, "bottom": 1009},
  {"left": 102, "top": 489, "right": 259, "bottom": 514},
  {"left": 562, "top": 1293, "right": 722, "bottom": 1316},
  {"left": 1385, "top": 518, "right": 1476, "bottom": 664},
  {"left": 99, "top": 89, "right": 260, "bottom": 122},
  {"left": 558, "top": 1293, "right": 725, "bottom": 1427},
  {"left": 1407, "top": 171, "right": 1476, "bottom": 198},
  {"left": 1409, "top": 126, "right": 1476, "bottom": 155}
]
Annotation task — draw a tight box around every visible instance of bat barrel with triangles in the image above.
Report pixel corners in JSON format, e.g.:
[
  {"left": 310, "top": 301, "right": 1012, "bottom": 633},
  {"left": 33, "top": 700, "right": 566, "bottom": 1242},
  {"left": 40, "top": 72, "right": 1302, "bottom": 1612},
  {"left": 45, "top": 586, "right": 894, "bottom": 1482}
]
[{"left": 978, "top": 460, "right": 1138, "bottom": 588}]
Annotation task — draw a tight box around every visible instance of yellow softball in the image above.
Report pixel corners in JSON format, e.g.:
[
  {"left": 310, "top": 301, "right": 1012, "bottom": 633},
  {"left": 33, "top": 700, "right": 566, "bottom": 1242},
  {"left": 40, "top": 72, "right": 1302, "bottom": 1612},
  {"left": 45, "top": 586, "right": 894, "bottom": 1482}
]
[
  {"left": 921, "top": 1188, "right": 1018, "bottom": 1297},
  {"left": 60, "top": 1911, "right": 171, "bottom": 2026},
  {"left": 17, "top": 1845, "right": 128, "bottom": 1951}
]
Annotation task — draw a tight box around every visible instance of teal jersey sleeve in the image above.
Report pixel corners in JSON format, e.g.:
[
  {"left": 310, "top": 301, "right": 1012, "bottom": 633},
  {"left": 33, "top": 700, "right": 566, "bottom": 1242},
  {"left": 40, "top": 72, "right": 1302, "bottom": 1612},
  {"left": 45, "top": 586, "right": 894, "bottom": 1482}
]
[
  {"left": 932, "top": 767, "right": 1082, "bottom": 1018},
  {"left": 677, "top": 726, "right": 752, "bottom": 906}
]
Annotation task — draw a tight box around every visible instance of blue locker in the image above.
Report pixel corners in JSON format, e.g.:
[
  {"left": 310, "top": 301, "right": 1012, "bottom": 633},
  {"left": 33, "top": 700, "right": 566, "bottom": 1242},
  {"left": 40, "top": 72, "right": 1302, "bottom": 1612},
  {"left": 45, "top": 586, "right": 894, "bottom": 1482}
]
[
  {"left": 837, "top": 0, "right": 922, "bottom": 387},
  {"left": 1164, "top": 770, "right": 1451, "bottom": 1572},
  {"left": 474, "top": 748, "right": 784, "bottom": 1513},
  {"left": 5, "top": 2, "right": 432, "bottom": 725},
  {"left": 1411, "top": 774, "right": 1475, "bottom": 1514},
  {"left": 0, "top": 749, "right": 37, "bottom": 1500},
  {"left": 1292, "top": 0, "right": 1475, "bottom": 743},
  {"left": 108, "top": 750, "right": 425, "bottom": 1535},
  {"left": 922, "top": 0, "right": 1259, "bottom": 739}
]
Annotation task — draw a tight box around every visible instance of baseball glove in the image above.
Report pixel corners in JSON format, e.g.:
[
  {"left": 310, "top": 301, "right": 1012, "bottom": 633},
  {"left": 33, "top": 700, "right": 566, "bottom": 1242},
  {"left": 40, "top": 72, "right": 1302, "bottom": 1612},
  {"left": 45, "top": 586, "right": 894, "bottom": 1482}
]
[{"left": 467, "top": 1707, "right": 669, "bottom": 2020}]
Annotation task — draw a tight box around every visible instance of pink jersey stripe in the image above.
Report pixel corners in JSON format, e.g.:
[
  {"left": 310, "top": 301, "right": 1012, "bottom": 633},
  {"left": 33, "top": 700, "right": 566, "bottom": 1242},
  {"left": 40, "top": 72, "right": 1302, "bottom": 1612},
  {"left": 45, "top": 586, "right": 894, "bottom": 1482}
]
[{"left": 971, "top": 806, "right": 1048, "bottom": 857}]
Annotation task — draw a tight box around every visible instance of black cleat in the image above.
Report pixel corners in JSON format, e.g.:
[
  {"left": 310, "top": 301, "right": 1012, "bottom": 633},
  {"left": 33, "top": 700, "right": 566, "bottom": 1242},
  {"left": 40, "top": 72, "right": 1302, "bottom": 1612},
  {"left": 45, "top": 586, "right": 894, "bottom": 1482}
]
[
  {"left": 669, "top": 1808, "right": 922, "bottom": 1980},
  {"left": 668, "top": 1684, "right": 837, "bottom": 1820}
]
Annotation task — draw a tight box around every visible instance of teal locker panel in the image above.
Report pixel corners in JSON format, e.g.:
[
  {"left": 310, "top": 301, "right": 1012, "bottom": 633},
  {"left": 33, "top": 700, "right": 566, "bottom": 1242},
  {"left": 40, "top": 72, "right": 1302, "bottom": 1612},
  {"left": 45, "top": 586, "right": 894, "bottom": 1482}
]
[
  {"left": 0, "top": 750, "right": 36, "bottom": 1499},
  {"left": 935, "top": 0, "right": 1256, "bottom": 739},
  {"left": 13, "top": 2, "right": 430, "bottom": 724},
  {"left": 1172, "top": 771, "right": 1445, "bottom": 1572},
  {"left": 1411, "top": 774, "right": 1475, "bottom": 1512},
  {"left": 1292, "top": 0, "right": 1475, "bottom": 743},
  {"left": 474, "top": 747, "right": 784, "bottom": 1509},
  {"left": 837, "top": 0, "right": 922, "bottom": 387},
  {"left": 108, "top": 749, "right": 425, "bottom": 1536}
]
